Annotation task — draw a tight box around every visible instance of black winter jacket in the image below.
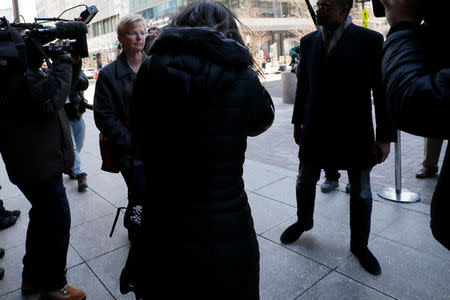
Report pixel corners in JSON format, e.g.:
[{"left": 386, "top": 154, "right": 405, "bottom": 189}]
[
  {"left": 0, "top": 56, "right": 74, "bottom": 185},
  {"left": 64, "top": 69, "right": 89, "bottom": 121},
  {"left": 130, "top": 27, "right": 274, "bottom": 298},
  {"left": 293, "top": 24, "right": 396, "bottom": 169},
  {"left": 94, "top": 52, "right": 146, "bottom": 170},
  {"left": 383, "top": 21, "right": 450, "bottom": 250}
]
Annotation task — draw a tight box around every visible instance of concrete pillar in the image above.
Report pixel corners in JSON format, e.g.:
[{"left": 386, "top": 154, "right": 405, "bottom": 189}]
[
  {"left": 12, "top": 0, "right": 19, "bottom": 20},
  {"left": 281, "top": 70, "right": 297, "bottom": 104}
]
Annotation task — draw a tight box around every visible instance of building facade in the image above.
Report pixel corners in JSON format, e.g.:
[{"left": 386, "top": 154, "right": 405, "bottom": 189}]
[
  {"left": 35, "top": 0, "right": 319, "bottom": 69},
  {"left": 34, "top": 0, "right": 388, "bottom": 71}
]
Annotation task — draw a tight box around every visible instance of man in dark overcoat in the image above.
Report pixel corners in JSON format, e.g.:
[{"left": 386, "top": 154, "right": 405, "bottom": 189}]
[{"left": 280, "top": 0, "right": 396, "bottom": 275}]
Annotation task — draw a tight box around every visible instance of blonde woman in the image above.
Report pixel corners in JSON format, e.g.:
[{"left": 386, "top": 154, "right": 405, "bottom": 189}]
[{"left": 94, "top": 14, "right": 147, "bottom": 240}]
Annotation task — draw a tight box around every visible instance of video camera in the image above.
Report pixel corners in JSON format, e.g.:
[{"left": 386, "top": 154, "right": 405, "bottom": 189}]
[{"left": 0, "top": 5, "right": 97, "bottom": 66}]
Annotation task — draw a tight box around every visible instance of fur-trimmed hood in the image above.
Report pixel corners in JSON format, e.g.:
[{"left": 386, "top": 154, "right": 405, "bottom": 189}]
[{"left": 149, "top": 27, "right": 251, "bottom": 67}]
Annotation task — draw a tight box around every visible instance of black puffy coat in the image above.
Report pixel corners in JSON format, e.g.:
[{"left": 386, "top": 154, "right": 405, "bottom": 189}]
[
  {"left": 383, "top": 21, "right": 450, "bottom": 250},
  {"left": 94, "top": 52, "right": 146, "bottom": 170},
  {"left": 130, "top": 27, "right": 274, "bottom": 298},
  {"left": 64, "top": 69, "right": 89, "bottom": 121}
]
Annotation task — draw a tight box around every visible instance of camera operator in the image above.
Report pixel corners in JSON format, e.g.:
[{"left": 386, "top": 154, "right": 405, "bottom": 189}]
[
  {"left": 64, "top": 56, "right": 91, "bottom": 192},
  {"left": 0, "top": 34, "right": 86, "bottom": 299},
  {"left": 381, "top": 0, "right": 450, "bottom": 250}
]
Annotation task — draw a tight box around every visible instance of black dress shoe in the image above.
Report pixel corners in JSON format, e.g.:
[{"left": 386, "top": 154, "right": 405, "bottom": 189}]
[
  {"left": 0, "top": 209, "right": 21, "bottom": 218},
  {"left": 0, "top": 215, "right": 18, "bottom": 230},
  {"left": 0, "top": 267, "right": 4, "bottom": 280},
  {"left": 280, "top": 221, "right": 313, "bottom": 244},
  {"left": 352, "top": 247, "right": 382, "bottom": 275},
  {"left": 0, "top": 247, "right": 5, "bottom": 259}
]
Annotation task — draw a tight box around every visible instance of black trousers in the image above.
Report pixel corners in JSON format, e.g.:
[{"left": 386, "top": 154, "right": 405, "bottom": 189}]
[
  {"left": 17, "top": 176, "right": 70, "bottom": 290},
  {"left": 296, "top": 164, "right": 373, "bottom": 251}
]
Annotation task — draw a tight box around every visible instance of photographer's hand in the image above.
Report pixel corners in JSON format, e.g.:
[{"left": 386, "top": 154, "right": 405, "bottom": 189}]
[
  {"left": 381, "top": 0, "right": 423, "bottom": 25},
  {"left": 54, "top": 39, "right": 71, "bottom": 58}
]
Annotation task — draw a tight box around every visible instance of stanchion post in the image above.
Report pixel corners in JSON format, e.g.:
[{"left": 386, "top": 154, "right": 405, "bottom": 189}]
[{"left": 377, "top": 130, "right": 421, "bottom": 203}]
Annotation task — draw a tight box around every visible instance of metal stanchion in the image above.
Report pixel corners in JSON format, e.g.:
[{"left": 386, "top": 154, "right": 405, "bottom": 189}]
[{"left": 377, "top": 130, "right": 421, "bottom": 203}]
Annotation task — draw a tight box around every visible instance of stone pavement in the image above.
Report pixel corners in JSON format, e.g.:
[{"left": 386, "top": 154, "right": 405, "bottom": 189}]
[{"left": 0, "top": 79, "right": 449, "bottom": 299}]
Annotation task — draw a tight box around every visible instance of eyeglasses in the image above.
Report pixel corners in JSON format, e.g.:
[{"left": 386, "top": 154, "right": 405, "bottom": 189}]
[
  {"left": 125, "top": 31, "right": 146, "bottom": 37},
  {"left": 314, "top": 3, "right": 338, "bottom": 11}
]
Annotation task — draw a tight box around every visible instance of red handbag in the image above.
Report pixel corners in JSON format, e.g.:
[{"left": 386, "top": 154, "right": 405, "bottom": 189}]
[
  {"left": 99, "top": 119, "right": 130, "bottom": 173},
  {"left": 99, "top": 133, "right": 120, "bottom": 173}
]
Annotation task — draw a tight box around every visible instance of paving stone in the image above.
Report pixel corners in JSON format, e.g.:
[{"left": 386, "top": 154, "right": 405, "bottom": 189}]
[
  {"left": 243, "top": 164, "right": 286, "bottom": 191},
  {"left": 65, "top": 263, "right": 114, "bottom": 299},
  {"left": 87, "top": 245, "right": 135, "bottom": 299},
  {"left": 258, "top": 237, "right": 331, "bottom": 299},
  {"left": 0, "top": 244, "right": 27, "bottom": 296},
  {"left": 298, "top": 271, "right": 394, "bottom": 300},
  {"left": 338, "top": 236, "right": 450, "bottom": 300},
  {"left": 255, "top": 176, "right": 297, "bottom": 207},
  {"left": 0, "top": 244, "right": 83, "bottom": 296},
  {"left": 262, "top": 215, "right": 353, "bottom": 269},
  {"left": 245, "top": 160, "right": 298, "bottom": 177},
  {"left": 247, "top": 191, "right": 296, "bottom": 234},
  {"left": 0, "top": 290, "right": 40, "bottom": 299},
  {"left": 370, "top": 200, "right": 410, "bottom": 234},
  {"left": 315, "top": 188, "right": 350, "bottom": 218},
  {"left": 86, "top": 173, "right": 128, "bottom": 208},
  {"left": 372, "top": 192, "right": 430, "bottom": 215},
  {"left": 0, "top": 161, "right": 22, "bottom": 200},
  {"left": 70, "top": 213, "right": 129, "bottom": 261},
  {"left": 0, "top": 195, "right": 30, "bottom": 250},
  {"left": 66, "top": 191, "right": 116, "bottom": 227},
  {"left": 78, "top": 151, "right": 104, "bottom": 177},
  {"left": 376, "top": 209, "right": 450, "bottom": 259}
]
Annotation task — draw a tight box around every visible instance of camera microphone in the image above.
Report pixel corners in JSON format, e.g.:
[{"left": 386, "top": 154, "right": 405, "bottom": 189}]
[
  {"left": 32, "top": 21, "right": 87, "bottom": 42},
  {"left": 54, "top": 21, "right": 88, "bottom": 39}
]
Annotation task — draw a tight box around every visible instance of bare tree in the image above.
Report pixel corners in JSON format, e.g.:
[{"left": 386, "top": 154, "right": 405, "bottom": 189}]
[
  {"left": 289, "top": 1, "right": 317, "bottom": 42},
  {"left": 236, "top": 0, "right": 271, "bottom": 70}
]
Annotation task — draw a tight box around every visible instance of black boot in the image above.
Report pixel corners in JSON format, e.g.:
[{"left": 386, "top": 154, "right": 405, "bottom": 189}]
[
  {"left": 0, "top": 209, "right": 21, "bottom": 218},
  {"left": 0, "top": 199, "right": 21, "bottom": 218},
  {"left": 280, "top": 221, "right": 313, "bottom": 244},
  {"left": 0, "top": 215, "right": 18, "bottom": 230},
  {"left": 352, "top": 247, "right": 382, "bottom": 275}
]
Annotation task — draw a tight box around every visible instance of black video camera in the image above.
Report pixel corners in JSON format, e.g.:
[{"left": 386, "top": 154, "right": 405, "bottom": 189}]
[
  {"left": 372, "top": 0, "right": 386, "bottom": 17},
  {"left": 1, "top": 5, "right": 97, "bottom": 104},
  {"left": 1, "top": 5, "right": 97, "bottom": 65}
]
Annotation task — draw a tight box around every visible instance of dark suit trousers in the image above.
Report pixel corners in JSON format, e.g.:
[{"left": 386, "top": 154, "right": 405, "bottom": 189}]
[{"left": 296, "top": 164, "right": 373, "bottom": 251}]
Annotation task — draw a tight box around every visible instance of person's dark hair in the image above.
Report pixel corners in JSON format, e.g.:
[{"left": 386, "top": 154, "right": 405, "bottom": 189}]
[
  {"left": 171, "top": 0, "right": 260, "bottom": 72},
  {"left": 148, "top": 26, "right": 160, "bottom": 33},
  {"left": 338, "top": 0, "right": 353, "bottom": 9}
]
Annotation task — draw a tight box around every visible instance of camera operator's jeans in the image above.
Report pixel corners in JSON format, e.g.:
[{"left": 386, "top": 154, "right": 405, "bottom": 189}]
[
  {"left": 17, "top": 176, "right": 70, "bottom": 291},
  {"left": 69, "top": 118, "right": 86, "bottom": 176}
]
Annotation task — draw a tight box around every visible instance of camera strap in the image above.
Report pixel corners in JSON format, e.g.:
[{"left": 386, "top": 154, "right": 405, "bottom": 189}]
[{"left": 27, "top": 35, "right": 56, "bottom": 73}]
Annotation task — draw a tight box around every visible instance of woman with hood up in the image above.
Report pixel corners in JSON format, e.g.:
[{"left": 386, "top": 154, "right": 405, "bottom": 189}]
[{"left": 128, "top": 1, "right": 274, "bottom": 298}]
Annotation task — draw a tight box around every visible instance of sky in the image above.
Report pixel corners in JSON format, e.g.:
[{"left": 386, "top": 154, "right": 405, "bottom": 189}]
[{"left": 1, "top": 0, "right": 37, "bottom": 22}]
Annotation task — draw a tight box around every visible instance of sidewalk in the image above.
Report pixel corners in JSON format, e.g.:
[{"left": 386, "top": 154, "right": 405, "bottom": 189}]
[{"left": 0, "top": 84, "right": 449, "bottom": 299}]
